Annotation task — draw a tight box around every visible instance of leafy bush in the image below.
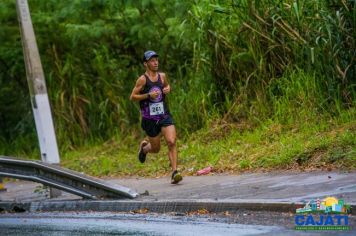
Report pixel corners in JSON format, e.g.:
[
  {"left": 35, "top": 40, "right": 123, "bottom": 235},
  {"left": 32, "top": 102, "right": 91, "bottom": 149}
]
[{"left": 0, "top": 0, "right": 354, "bottom": 156}]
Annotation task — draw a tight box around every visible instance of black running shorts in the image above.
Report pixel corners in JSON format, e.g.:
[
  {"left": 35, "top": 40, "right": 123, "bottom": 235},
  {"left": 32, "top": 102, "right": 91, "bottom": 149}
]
[{"left": 141, "top": 115, "right": 174, "bottom": 137}]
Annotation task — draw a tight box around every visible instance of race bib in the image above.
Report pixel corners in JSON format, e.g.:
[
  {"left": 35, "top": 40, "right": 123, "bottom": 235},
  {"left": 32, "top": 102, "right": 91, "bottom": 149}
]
[{"left": 149, "top": 102, "right": 164, "bottom": 116}]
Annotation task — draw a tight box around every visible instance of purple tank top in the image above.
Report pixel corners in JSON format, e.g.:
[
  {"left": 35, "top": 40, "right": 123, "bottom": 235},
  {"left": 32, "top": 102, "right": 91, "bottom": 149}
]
[{"left": 139, "top": 74, "right": 169, "bottom": 121}]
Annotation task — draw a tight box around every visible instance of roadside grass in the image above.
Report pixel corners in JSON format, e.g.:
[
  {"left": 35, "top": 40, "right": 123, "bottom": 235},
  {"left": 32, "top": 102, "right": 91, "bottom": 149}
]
[
  {"left": 61, "top": 110, "right": 356, "bottom": 178},
  {"left": 179, "top": 116, "right": 355, "bottom": 175}
]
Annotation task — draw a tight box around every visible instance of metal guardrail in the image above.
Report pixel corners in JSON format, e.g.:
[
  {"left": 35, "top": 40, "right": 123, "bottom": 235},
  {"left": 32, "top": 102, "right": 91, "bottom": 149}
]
[{"left": 0, "top": 156, "right": 138, "bottom": 199}]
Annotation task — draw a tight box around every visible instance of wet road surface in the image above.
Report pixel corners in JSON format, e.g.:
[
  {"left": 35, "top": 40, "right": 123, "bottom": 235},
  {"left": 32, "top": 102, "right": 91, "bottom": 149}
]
[{"left": 0, "top": 212, "right": 354, "bottom": 236}]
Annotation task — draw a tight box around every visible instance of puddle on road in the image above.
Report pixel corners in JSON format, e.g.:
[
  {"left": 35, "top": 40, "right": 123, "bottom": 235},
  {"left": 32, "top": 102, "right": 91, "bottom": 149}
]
[{"left": 0, "top": 213, "right": 280, "bottom": 236}]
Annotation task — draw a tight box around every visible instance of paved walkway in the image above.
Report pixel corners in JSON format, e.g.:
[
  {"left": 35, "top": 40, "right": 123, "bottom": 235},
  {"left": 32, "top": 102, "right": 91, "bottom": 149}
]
[
  {"left": 1, "top": 170, "right": 355, "bottom": 213},
  {"left": 112, "top": 171, "right": 356, "bottom": 204}
]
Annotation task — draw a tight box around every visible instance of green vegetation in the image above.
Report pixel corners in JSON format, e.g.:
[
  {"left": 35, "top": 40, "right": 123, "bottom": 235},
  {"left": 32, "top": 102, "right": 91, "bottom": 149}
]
[
  {"left": 61, "top": 112, "right": 355, "bottom": 177},
  {"left": 0, "top": 1, "right": 355, "bottom": 177}
]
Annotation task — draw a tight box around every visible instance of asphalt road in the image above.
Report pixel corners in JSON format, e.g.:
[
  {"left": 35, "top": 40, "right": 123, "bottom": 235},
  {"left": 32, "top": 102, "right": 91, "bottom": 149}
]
[
  {"left": 0, "top": 211, "right": 354, "bottom": 236},
  {"left": 1, "top": 171, "right": 355, "bottom": 235}
]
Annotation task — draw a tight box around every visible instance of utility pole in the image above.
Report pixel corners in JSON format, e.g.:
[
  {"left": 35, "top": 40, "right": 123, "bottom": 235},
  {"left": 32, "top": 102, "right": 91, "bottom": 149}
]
[{"left": 16, "top": 1, "right": 60, "bottom": 165}]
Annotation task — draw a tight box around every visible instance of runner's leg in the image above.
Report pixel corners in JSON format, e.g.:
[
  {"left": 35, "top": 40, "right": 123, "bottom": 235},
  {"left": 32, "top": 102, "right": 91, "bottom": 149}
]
[
  {"left": 162, "top": 125, "right": 177, "bottom": 171},
  {"left": 143, "top": 135, "right": 161, "bottom": 154}
]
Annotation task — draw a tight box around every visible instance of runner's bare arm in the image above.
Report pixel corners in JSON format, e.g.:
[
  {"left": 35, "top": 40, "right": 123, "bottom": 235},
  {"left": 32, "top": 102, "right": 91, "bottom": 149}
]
[
  {"left": 161, "top": 73, "right": 171, "bottom": 94},
  {"left": 130, "top": 76, "right": 149, "bottom": 101}
]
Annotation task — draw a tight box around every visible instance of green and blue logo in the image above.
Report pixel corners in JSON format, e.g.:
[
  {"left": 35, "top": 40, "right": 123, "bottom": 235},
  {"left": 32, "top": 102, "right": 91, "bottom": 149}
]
[{"left": 295, "top": 197, "right": 352, "bottom": 231}]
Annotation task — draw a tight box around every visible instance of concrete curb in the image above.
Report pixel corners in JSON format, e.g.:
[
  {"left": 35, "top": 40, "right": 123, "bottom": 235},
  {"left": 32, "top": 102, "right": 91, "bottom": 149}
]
[
  {"left": 1, "top": 200, "right": 355, "bottom": 214},
  {"left": 0, "top": 200, "right": 308, "bottom": 213}
]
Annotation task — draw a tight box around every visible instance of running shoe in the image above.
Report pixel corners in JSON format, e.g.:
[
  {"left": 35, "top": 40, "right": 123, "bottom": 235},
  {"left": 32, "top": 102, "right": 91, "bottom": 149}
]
[
  {"left": 171, "top": 170, "right": 183, "bottom": 184},
  {"left": 138, "top": 141, "right": 148, "bottom": 163}
]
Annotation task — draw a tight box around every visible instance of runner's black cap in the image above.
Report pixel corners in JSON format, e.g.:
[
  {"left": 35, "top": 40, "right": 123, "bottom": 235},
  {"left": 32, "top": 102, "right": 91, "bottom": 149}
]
[{"left": 143, "top": 50, "right": 158, "bottom": 62}]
